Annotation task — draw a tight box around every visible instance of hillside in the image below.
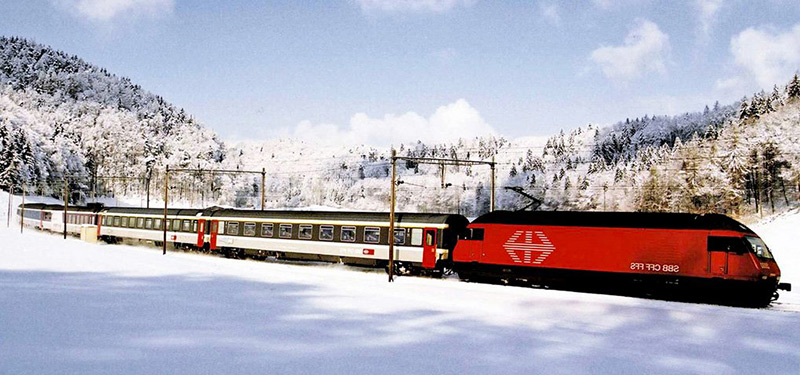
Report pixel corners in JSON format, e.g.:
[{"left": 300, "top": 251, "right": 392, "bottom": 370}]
[
  {"left": 0, "top": 36, "right": 225, "bottom": 201},
  {"left": 226, "top": 78, "right": 800, "bottom": 218}
]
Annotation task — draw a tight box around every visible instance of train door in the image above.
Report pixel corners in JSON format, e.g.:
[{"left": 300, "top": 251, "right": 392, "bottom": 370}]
[
  {"left": 470, "top": 228, "right": 484, "bottom": 262},
  {"left": 710, "top": 251, "right": 728, "bottom": 276},
  {"left": 422, "top": 228, "right": 437, "bottom": 269},
  {"left": 209, "top": 220, "right": 219, "bottom": 250},
  {"left": 96, "top": 214, "right": 103, "bottom": 237},
  {"left": 708, "top": 236, "right": 739, "bottom": 277},
  {"left": 197, "top": 219, "right": 206, "bottom": 248}
]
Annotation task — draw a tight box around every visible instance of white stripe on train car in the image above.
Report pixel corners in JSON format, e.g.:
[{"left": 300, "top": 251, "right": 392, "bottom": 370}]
[{"left": 213, "top": 234, "right": 437, "bottom": 263}]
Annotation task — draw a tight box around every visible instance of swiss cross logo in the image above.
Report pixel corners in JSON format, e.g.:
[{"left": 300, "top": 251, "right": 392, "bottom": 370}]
[
  {"left": 503, "top": 230, "right": 556, "bottom": 264},
  {"left": 362, "top": 249, "right": 375, "bottom": 256}
]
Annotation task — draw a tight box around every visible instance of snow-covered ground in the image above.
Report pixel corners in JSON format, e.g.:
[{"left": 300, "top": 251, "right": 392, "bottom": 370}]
[{"left": 1, "top": 191, "right": 799, "bottom": 374}]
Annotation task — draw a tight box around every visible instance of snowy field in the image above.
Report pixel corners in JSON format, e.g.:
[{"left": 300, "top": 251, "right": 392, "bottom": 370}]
[{"left": 1, "top": 193, "right": 800, "bottom": 374}]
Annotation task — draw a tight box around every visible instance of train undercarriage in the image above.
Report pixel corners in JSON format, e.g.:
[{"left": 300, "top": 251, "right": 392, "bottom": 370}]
[{"left": 454, "top": 262, "right": 783, "bottom": 307}]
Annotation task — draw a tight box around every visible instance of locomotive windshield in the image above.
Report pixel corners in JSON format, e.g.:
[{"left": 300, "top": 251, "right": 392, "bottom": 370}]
[{"left": 744, "top": 236, "right": 774, "bottom": 259}]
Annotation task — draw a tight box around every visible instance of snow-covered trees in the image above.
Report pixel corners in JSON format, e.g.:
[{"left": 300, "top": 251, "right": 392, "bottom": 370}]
[
  {"left": 2, "top": 36, "right": 800, "bottom": 218},
  {"left": 0, "top": 37, "right": 225, "bottom": 202},
  {"left": 788, "top": 74, "right": 800, "bottom": 100}
]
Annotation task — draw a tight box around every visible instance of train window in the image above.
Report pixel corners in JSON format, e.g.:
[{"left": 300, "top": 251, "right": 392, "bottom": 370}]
[
  {"left": 243, "top": 223, "right": 256, "bottom": 236},
  {"left": 459, "top": 228, "right": 484, "bottom": 241},
  {"left": 122, "top": 217, "right": 129, "bottom": 227},
  {"left": 707, "top": 236, "right": 747, "bottom": 254},
  {"left": 227, "top": 222, "right": 239, "bottom": 235},
  {"left": 218, "top": 222, "right": 225, "bottom": 234},
  {"left": 279, "top": 224, "right": 293, "bottom": 238},
  {"left": 261, "top": 223, "right": 274, "bottom": 237},
  {"left": 394, "top": 228, "right": 406, "bottom": 245},
  {"left": 410, "top": 229, "right": 423, "bottom": 246},
  {"left": 165, "top": 219, "right": 171, "bottom": 230},
  {"left": 426, "top": 231, "right": 435, "bottom": 247},
  {"left": 192, "top": 220, "right": 198, "bottom": 232},
  {"left": 173, "top": 220, "right": 181, "bottom": 231},
  {"left": 182, "top": 219, "right": 191, "bottom": 232},
  {"left": 319, "top": 225, "right": 334, "bottom": 241},
  {"left": 137, "top": 218, "right": 145, "bottom": 228},
  {"left": 114, "top": 216, "right": 120, "bottom": 227},
  {"left": 299, "top": 225, "right": 313, "bottom": 239},
  {"left": 341, "top": 226, "right": 356, "bottom": 242},
  {"left": 744, "top": 236, "right": 774, "bottom": 259},
  {"left": 154, "top": 219, "right": 162, "bottom": 230},
  {"left": 364, "top": 227, "right": 380, "bottom": 244},
  {"left": 145, "top": 218, "right": 153, "bottom": 229}
]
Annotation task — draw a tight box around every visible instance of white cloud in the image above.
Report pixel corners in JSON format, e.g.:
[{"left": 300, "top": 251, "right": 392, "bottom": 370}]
[
  {"left": 56, "top": 0, "right": 174, "bottom": 22},
  {"left": 727, "top": 24, "right": 800, "bottom": 89},
  {"left": 714, "top": 76, "right": 745, "bottom": 92},
  {"left": 354, "top": 0, "right": 475, "bottom": 13},
  {"left": 283, "top": 99, "right": 495, "bottom": 147},
  {"left": 694, "top": 0, "right": 724, "bottom": 41},
  {"left": 538, "top": 2, "right": 560, "bottom": 25},
  {"left": 590, "top": 19, "right": 670, "bottom": 82}
]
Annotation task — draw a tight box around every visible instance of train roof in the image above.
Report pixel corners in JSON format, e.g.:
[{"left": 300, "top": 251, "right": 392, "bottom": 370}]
[
  {"left": 102, "top": 207, "right": 204, "bottom": 216},
  {"left": 206, "top": 208, "right": 468, "bottom": 225},
  {"left": 19, "top": 203, "right": 49, "bottom": 209},
  {"left": 20, "top": 203, "right": 100, "bottom": 212},
  {"left": 472, "top": 210, "right": 755, "bottom": 233},
  {"left": 96, "top": 206, "right": 469, "bottom": 226}
]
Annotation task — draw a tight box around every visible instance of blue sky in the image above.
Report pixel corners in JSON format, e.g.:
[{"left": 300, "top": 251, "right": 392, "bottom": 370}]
[{"left": 2, "top": 0, "right": 800, "bottom": 145}]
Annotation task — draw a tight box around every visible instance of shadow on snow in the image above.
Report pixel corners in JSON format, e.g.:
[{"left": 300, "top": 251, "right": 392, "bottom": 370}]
[{"left": 0, "top": 270, "right": 798, "bottom": 375}]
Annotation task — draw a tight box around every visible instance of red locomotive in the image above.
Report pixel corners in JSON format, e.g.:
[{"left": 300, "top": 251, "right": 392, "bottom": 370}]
[{"left": 453, "top": 211, "right": 792, "bottom": 306}]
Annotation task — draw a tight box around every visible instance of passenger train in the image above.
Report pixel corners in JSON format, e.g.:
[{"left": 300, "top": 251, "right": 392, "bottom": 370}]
[{"left": 17, "top": 203, "right": 791, "bottom": 307}]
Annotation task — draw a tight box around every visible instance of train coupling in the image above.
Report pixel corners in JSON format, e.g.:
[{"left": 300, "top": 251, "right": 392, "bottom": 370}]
[{"left": 778, "top": 283, "right": 792, "bottom": 292}]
